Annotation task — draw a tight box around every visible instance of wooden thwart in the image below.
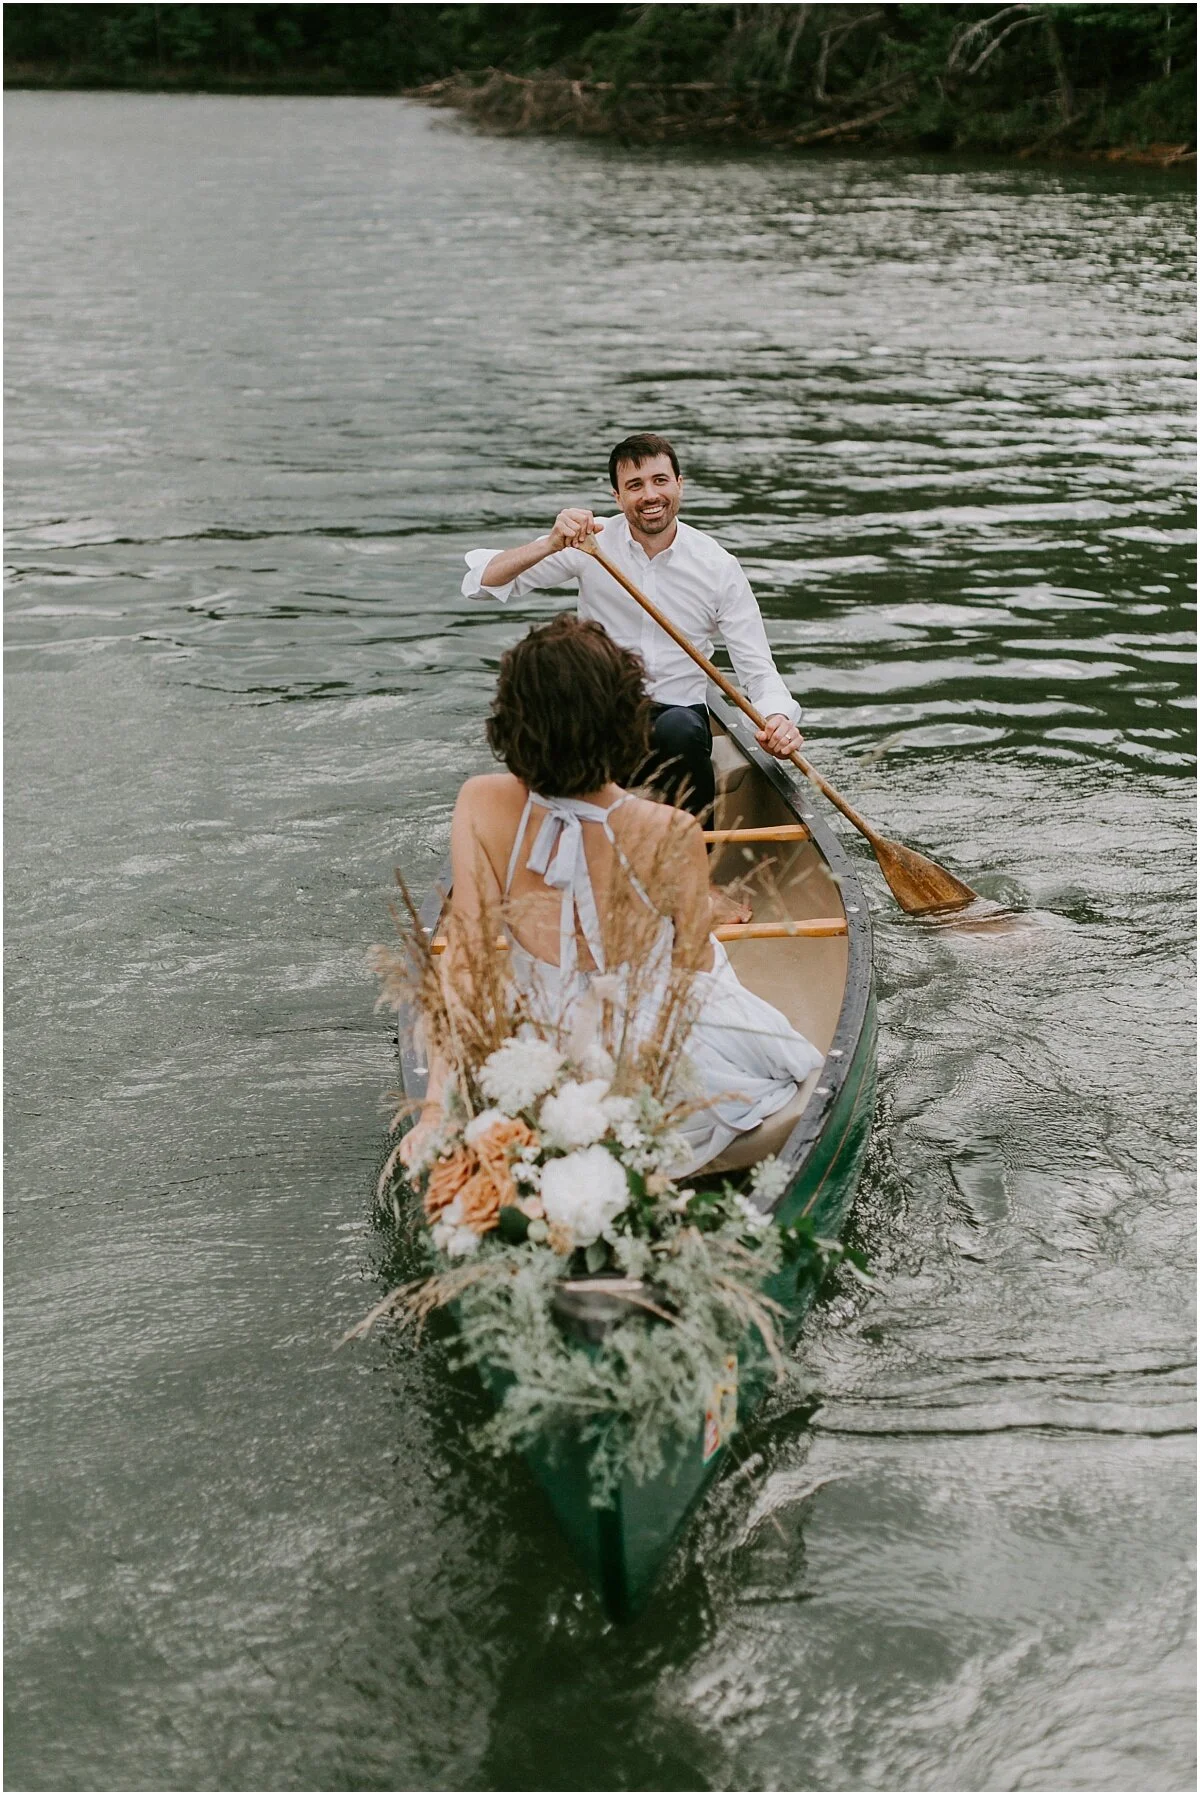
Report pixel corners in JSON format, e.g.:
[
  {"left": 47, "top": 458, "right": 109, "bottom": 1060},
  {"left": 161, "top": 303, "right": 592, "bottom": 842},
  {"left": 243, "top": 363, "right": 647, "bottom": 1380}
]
[
  {"left": 428, "top": 916, "right": 846, "bottom": 954},
  {"left": 715, "top": 918, "right": 846, "bottom": 940},
  {"left": 702, "top": 823, "right": 809, "bottom": 844}
]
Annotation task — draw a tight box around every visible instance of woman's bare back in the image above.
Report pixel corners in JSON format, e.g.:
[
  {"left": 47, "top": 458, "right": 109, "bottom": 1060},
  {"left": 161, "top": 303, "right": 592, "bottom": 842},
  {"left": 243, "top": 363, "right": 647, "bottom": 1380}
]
[{"left": 450, "top": 772, "right": 711, "bottom": 974}]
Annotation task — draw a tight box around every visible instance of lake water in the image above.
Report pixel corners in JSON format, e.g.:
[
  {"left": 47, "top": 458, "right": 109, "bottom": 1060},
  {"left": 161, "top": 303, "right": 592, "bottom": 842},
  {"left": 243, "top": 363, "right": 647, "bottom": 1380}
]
[{"left": 4, "top": 93, "right": 1195, "bottom": 1792}]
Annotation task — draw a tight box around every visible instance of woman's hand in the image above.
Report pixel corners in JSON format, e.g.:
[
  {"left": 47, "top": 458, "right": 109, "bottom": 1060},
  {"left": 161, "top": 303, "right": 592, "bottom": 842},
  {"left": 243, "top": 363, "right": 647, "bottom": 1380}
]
[{"left": 398, "top": 1105, "right": 441, "bottom": 1172}]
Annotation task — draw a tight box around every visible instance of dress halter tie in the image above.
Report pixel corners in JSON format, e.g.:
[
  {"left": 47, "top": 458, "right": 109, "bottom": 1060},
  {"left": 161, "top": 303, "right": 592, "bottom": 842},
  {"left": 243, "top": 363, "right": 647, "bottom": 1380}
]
[{"left": 503, "top": 790, "right": 651, "bottom": 981}]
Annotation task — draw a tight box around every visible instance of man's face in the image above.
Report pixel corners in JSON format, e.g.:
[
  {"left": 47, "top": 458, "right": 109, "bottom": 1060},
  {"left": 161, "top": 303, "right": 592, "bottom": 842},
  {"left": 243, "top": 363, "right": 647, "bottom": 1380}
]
[{"left": 612, "top": 453, "right": 683, "bottom": 538}]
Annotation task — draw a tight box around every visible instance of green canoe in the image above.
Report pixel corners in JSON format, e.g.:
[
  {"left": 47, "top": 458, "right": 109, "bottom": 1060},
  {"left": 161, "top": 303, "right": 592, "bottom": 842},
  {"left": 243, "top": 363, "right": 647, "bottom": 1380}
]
[{"left": 396, "top": 689, "right": 877, "bottom": 1620}]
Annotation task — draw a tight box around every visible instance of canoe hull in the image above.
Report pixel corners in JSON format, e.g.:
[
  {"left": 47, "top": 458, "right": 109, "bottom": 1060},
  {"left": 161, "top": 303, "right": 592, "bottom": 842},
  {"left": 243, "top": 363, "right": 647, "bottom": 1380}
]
[{"left": 523, "top": 988, "right": 876, "bottom": 1622}]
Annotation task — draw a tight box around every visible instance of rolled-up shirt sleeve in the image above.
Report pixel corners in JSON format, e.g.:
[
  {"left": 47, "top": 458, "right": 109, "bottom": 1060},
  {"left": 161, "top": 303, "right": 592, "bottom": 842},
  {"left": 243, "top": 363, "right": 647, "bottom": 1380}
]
[
  {"left": 717, "top": 562, "right": 802, "bottom": 724},
  {"left": 461, "top": 544, "right": 585, "bottom": 604}
]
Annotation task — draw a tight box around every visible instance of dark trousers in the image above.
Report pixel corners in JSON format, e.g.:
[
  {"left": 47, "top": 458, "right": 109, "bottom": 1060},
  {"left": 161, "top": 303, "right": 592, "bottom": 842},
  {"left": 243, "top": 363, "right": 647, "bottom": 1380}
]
[{"left": 635, "top": 702, "right": 715, "bottom": 820}]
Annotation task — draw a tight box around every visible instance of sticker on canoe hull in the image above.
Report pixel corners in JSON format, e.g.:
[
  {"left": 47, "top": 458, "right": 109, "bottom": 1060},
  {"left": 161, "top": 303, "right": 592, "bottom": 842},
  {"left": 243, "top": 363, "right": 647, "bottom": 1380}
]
[{"left": 702, "top": 1355, "right": 739, "bottom": 1461}]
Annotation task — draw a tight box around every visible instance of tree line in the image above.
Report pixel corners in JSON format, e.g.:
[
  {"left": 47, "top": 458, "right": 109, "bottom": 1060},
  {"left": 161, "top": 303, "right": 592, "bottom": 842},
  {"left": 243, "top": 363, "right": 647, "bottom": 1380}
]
[{"left": 5, "top": 4, "right": 1194, "bottom": 159}]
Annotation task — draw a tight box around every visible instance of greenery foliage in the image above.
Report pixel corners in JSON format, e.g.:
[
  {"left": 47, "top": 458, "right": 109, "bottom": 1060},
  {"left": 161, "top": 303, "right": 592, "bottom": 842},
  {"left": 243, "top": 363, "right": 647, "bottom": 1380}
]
[
  {"left": 454, "top": 1227, "right": 781, "bottom": 1504},
  {"left": 365, "top": 1187, "right": 861, "bottom": 1505},
  {"left": 357, "top": 855, "right": 867, "bottom": 1503},
  {"left": 6, "top": 4, "right": 1195, "bottom": 159}
]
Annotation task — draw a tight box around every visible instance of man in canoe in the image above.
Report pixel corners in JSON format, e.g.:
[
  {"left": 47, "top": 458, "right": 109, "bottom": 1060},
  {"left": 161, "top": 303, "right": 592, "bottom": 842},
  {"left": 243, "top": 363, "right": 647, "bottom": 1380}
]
[{"left": 461, "top": 430, "right": 805, "bottom": 826}]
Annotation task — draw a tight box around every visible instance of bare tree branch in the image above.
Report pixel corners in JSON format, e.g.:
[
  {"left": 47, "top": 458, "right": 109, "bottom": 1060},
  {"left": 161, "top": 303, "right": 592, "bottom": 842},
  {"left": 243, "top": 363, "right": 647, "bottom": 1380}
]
[
  {"left": 947, "top": 4, "right": 1034, "bottom": 75},
  {"left": 966, "top": 11, "right": 1045, "bottom": 79}
]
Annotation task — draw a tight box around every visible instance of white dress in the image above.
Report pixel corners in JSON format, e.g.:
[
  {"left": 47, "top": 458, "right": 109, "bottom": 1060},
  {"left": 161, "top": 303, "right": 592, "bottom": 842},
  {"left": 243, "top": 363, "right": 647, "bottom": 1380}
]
[{"left": 502, "top": 790, "right": 825, "bottom": 1175}]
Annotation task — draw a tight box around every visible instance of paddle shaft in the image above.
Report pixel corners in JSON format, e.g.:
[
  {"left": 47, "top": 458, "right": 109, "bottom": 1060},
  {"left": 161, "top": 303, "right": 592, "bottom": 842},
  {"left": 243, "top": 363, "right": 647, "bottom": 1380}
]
[{"left": 581, "top": 539, "right": 882, "bottom": 845}]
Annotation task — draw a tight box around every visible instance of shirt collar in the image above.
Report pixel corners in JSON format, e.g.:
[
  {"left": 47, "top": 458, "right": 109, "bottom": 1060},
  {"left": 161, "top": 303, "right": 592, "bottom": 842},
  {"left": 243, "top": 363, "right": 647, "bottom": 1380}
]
[{"left": 614, "top": 512, "right": 681, "bottom": 565}]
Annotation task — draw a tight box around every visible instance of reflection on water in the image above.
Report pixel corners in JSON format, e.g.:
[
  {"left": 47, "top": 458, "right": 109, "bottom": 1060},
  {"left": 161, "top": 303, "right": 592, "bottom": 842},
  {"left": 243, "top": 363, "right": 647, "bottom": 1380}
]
[{"left": 5, "top": 94, "right": 1194, "bottom": 1792}]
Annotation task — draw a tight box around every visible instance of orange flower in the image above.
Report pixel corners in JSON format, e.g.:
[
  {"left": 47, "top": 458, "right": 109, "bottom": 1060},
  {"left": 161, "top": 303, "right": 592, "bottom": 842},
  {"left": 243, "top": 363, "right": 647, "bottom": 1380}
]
[
  {"left": 474, "top": 1117, "right": 536, "bottom": 1191},
  {"left": 423, "top": 1146, "right": 475, "bottom": 1222},
  {"left": 461, "top": 1117, "right": 538, "bottom": 1232},
  {"left": 424, "top": 1117, "right": 539, "bottom": 1235}
]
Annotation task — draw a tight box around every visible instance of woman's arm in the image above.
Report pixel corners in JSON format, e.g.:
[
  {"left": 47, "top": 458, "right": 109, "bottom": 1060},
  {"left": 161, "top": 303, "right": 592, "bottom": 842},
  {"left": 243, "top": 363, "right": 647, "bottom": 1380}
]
[
  {"left": 399, "top": 783, "right": 507, "bottom": 1171},
  {"left": 398, "top": 1049, "right": 449, "bottom": 1169},
  {"left": 445, "top": 780, "right": 505, "bottom": 957}
]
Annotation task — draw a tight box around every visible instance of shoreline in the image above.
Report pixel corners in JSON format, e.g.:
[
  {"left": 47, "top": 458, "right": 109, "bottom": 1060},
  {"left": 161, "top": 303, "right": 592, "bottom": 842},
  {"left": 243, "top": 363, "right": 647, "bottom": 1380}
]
[
  {"left": 402, "top": 69, "right": 1196, "bottom": 170},
  {"left": 5, "top": 69, "right": 1195, "bottom": 172}
]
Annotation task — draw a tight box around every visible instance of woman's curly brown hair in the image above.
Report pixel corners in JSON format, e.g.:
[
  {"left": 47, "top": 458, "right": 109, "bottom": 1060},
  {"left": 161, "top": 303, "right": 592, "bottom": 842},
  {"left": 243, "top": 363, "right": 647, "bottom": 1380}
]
[{"left": 486, "top": 615, "right": 651, "bottom": 798}]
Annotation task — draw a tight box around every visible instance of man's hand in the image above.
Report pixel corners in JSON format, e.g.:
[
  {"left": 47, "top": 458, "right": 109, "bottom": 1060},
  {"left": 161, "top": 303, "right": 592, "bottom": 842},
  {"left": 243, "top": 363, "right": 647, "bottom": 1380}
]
[
  {"left": 548, "top": 507, "right": 600, "bottom": 552},
  {"left": 480, "top": 509, "right": 600, "bottom": 587},
  {"left": 757, "top": 713, "right": 804, "bottom": 760}
]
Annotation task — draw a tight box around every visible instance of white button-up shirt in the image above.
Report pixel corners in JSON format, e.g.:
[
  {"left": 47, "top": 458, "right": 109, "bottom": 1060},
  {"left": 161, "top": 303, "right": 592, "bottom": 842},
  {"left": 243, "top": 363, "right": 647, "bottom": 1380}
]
[{"left": 461, "top": 515, "right": 801, "bottom": 723}]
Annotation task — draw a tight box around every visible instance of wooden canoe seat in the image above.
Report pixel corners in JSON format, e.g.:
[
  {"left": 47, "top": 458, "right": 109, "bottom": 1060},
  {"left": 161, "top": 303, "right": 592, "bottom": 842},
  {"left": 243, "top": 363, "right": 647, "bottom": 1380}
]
[{"left": 698, "top": 1069, "right": 823, "bottom": 1175}]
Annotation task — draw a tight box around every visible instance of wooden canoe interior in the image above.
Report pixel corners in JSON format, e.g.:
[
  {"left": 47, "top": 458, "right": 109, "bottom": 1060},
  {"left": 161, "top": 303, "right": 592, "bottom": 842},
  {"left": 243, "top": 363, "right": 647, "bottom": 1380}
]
[
  {"left": 699, "top": 724, "right": 848, "bottom": 1174},
  {"left": 708, "top": 725, "right": 847, "bottom": 1049}
]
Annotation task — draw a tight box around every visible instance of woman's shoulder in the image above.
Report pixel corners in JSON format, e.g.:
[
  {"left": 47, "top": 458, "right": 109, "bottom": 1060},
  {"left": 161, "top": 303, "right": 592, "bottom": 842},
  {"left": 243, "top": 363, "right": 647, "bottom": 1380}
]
[
  {"left": 453, "top": 772, "right": 527, "bottom": 836},
  {"left": 457, "top": 771, "right": 526, "bottom": 808}
]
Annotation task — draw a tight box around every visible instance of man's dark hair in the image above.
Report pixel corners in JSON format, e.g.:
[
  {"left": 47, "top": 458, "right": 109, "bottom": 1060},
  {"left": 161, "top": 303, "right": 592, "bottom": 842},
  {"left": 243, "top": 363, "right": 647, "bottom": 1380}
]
[
  {"left": 487, "top": 615, "right": 651, "bottom": 798},
  {"left": 608, "top": 432, "right": 680, "bottom": 490}
]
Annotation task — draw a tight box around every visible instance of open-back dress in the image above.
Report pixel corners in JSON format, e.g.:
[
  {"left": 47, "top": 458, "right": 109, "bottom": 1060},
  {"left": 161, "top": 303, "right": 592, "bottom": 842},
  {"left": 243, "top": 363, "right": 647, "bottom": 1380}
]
[{"left": 501, "top": 788, "right": 825, "bottom": 1175}]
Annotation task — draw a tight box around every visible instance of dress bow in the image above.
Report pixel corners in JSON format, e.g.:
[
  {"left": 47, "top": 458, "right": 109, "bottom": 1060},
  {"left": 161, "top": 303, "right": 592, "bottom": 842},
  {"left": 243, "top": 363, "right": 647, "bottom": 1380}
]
[{"left": 525, "top": 800, "right": 606, "bottom": 978}]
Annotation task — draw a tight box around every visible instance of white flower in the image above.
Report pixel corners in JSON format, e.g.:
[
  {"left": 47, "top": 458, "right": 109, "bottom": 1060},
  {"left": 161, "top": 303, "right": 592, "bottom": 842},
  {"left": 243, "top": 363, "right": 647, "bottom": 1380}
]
[
  {"left": 539, "top": 1079, "right": 611, "bottom": 1151},
  {"left": 750, "top": 1156, "right": 790, "bottom": 1206},
  {"left": 479, "top": 1038, "right": 563, "bottom": 1115},
  {"left": 734, "top": 1193, "right": 771, "bottom": 1234},
  {"left": 512, "top": 1160, "right": 542, "bottom": 1189},
  {"left": 431, "top": 1220, "right": 481, "bottom": 1258},
  {"left": 540, "top": 1145, "right": 629, "bottom": 1249},
  {"left": 654, "top": 1130, "right": 693, "bottom": 1174},
  {"left": 580, "top": 1042, "right": 615, "bottom": 1081},
  {"left": 463, "top": 1107, "right": 507, "bottom": 1145},
  {"left": 431, "top": 1193, "right": 482, "bottom": 1256}
]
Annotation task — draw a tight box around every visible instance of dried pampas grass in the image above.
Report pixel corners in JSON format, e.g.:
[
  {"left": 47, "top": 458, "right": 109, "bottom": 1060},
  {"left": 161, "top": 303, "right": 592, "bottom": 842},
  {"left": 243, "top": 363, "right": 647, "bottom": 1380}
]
[{"left": 370, "top": 805, "right": 719, "bottom": 1121}]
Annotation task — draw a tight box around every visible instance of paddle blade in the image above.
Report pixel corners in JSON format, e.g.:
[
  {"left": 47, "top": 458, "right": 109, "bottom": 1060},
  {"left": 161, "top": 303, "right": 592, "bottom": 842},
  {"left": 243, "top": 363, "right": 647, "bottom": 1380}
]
[{"left": 871, "top": 835, "right": 977, "bottom": 915}]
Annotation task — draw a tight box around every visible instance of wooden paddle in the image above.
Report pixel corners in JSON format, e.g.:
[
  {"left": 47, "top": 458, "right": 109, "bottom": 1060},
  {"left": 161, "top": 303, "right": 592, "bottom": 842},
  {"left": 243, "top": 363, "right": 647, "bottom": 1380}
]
[{"left": 580, "top": 536, "right": 977, "bottom": 915}]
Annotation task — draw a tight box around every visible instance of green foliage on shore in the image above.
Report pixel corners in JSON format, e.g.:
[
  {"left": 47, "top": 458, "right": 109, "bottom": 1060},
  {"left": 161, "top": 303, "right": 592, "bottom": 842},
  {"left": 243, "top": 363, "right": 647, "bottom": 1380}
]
[{"left": 5, "top": 4, "right": 1195, "bottom": 160}]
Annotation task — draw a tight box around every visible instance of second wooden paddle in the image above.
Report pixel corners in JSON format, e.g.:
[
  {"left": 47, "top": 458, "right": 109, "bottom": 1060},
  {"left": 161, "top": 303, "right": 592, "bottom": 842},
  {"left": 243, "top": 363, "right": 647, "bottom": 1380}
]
[{"left": 580, "top": 536, "right": 976, "bottom": 915}]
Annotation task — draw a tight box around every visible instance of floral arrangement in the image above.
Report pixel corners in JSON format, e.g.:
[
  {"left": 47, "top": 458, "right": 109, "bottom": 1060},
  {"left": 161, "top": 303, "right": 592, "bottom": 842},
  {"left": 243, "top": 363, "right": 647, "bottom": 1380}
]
[{"left": 355, "top": 857, "right": 858, "bottom": 1502}]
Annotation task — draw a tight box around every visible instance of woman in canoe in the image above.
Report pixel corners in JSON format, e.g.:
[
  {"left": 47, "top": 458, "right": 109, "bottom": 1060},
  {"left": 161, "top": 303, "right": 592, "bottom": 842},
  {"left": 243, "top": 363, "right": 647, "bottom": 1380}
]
[{"left": 400, "top": 614, "right": 823, "bottom": 1175}]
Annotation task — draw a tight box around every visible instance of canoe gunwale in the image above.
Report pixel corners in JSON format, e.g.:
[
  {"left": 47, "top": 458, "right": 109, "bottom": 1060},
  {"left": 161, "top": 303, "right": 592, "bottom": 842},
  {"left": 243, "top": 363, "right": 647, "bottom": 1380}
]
[
  {"left": 705, "top": 689, "right": 874, "bottom": 1208},
  {"left": 396, "top": 878, "right": 451, "bottom": 1105}
]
